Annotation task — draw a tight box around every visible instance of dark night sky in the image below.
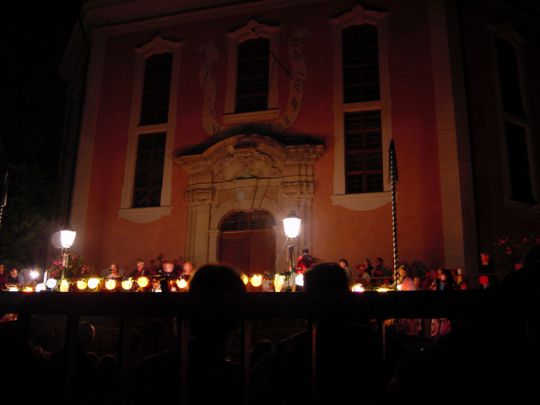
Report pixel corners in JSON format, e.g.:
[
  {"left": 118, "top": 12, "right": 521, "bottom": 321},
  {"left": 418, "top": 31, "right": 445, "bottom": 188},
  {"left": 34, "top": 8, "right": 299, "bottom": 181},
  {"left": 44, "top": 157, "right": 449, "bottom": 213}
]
[
  {"left": 0, "top": 2, "right": 85, "bottom": 266},
  {"left": 1, "top": 2, "right": 84, "bottom": 176}
]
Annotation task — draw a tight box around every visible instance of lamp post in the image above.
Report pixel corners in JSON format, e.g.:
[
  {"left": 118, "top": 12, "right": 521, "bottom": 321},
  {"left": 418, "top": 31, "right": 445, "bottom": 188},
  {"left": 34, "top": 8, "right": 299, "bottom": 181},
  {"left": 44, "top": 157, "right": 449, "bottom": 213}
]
[
  {"left": 60, "top": 227, "right": 77, "bottom": 279},
  {"left": 283, "top": 211, "right": 301, "bottom": 289}
]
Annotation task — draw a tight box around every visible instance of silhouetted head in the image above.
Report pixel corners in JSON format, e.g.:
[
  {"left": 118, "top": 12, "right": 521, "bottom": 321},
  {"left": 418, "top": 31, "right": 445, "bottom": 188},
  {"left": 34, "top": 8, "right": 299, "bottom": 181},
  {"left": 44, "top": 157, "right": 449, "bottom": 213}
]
[
  {"left": 338, "top": 259, "right": 349, "bottom": 269},
  {"left": 189, "top": 264, "right": 246, "bottom": 348},
  {"left": 304, "top": 262, "right": 349, "bottom": 293},
  {"left": 78, "top": 321, "right": 96, "bottom": 351},
  {"left": 521, "top": 244, "right": 540, "bottom": 267},
  {"left": 190, "top": 264, "right": 246, "bottom": 294}
]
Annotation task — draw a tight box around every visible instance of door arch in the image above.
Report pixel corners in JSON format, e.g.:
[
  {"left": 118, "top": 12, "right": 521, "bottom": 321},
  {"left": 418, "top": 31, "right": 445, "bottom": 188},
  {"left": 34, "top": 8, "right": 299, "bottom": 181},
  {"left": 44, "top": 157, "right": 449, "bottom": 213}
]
[{"left": 218, "top": 210, "right": 276, "bottom": 274}]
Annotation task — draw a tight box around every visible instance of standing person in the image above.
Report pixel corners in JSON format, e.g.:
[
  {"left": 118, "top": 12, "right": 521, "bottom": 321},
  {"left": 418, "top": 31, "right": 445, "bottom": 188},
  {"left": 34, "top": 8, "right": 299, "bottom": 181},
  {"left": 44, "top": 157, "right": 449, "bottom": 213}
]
[
  {"left": 296, "top": 248, "right": 314, "bottom": 274},
  {"left": 255, "top": 262, "right": 383, "bottom": 404},
  {"left": 129, "top": 259, "right": 148, "bottom": 279},
  {"left": 132, "top": 264, "right": 273, "bottom": 404}
]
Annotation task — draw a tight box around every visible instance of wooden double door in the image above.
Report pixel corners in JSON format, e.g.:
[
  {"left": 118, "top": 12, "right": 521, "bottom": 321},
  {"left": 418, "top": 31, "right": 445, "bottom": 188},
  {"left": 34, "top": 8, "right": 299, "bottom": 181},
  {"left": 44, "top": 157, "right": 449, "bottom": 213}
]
[{"left": 219, "top": 226, "right": 276, "bottom": 275}]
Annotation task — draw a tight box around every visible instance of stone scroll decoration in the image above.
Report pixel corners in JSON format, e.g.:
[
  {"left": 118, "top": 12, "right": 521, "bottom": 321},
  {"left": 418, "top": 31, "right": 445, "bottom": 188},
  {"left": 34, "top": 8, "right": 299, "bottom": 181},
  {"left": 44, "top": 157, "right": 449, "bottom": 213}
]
[{"left": 199, "top": 27, "right": 309, "bottom": 136}]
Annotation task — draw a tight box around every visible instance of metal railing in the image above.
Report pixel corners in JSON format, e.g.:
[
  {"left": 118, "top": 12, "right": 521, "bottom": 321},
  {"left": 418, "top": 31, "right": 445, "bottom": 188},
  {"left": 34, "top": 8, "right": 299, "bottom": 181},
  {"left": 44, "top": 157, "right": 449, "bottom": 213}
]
[{"left": 0, "top": 290, "right": 501, "bottom": 404}]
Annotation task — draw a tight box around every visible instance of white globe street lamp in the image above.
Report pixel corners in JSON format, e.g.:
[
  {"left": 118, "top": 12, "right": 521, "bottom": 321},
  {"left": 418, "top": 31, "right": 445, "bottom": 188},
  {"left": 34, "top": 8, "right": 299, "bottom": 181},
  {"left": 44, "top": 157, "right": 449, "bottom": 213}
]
[
  {"left": 60, "top": 229, "right": 77, "bottom": 249},
  {"left": 282, "top": 211, "right": 301, "bottom": 276},
  {"left": 283, "top": 211, "right": 301, "bottom": 239},
  {"left": 60, "top": 227, "right": 77, "bottom": 279}
]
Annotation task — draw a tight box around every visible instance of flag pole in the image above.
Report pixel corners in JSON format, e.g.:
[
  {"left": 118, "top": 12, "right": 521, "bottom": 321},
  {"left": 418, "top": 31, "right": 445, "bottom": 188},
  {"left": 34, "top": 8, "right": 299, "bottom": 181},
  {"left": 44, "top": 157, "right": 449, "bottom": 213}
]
[
  {"left": 0, "top": 171, "right": 8, "bottom": 228},
  {"left": 389, "top": 141, "right": 399, "bottom": 285}
]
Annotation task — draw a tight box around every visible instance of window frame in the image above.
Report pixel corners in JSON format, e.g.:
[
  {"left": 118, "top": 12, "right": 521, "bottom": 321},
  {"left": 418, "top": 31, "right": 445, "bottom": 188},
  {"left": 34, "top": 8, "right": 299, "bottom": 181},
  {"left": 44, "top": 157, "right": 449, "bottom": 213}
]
[
  {"left": 132, "top": 132, "right": 167, "bottom": 208},
  {"left": 490, "top": 24, "right": 538, "bottom": 208},
  {"left": 224, "top": 20, "right": 281, "bottom": 124},
  {"left": 330, "top": 6, "right": 392, "bottom": 211},
  {"left": 119, "top": 35, "right": 183, "bottom": 223}
]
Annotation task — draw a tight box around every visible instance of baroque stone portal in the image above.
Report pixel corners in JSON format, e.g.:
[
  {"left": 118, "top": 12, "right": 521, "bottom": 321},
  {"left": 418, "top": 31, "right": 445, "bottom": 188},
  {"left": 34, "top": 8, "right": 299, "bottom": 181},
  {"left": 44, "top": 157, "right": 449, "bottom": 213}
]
[{"left": 175, "top": 133, "right": 324, "bottom": 269}]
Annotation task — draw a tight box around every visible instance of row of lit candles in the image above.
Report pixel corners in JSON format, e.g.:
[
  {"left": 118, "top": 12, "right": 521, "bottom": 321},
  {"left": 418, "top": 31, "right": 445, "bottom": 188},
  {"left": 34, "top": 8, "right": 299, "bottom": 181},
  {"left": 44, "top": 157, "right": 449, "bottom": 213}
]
[{"left": 4, "top": 273, "right": 390, "bottom": 293}]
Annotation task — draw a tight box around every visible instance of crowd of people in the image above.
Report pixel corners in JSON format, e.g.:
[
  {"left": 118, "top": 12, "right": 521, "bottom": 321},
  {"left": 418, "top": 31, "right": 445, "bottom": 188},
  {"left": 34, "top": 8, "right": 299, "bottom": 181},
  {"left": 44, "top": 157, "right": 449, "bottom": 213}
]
[
  {"left": 0, "top": 243, "right": 539, "bottom": 403},
  {"left": 103, "top": 259, "right": 196, "bottom": 280},
  {"left": 0, "top": 259, "right": 197, "bottom": 292}
]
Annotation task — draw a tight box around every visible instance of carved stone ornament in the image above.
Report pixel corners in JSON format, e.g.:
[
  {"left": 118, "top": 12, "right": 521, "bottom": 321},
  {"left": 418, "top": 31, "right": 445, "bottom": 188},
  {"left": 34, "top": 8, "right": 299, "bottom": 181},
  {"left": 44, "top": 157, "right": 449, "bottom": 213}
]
[{"left": 185, "top": 187, "right": 214, "bottom": 206}]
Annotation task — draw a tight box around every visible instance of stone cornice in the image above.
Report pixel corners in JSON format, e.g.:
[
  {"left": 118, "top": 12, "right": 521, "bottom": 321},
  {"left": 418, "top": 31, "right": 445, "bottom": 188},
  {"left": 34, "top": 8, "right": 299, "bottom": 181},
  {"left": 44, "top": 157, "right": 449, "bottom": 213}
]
[{"left": 81, "top": 0, "right": 327, "bottom": 38}]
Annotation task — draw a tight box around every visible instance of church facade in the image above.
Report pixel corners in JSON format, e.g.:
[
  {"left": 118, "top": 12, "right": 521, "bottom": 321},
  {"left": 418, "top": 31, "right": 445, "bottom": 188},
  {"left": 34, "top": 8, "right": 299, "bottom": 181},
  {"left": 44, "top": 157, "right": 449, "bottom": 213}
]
[{"left": 60, "top": 0, "right": 540, "bottom": 277}]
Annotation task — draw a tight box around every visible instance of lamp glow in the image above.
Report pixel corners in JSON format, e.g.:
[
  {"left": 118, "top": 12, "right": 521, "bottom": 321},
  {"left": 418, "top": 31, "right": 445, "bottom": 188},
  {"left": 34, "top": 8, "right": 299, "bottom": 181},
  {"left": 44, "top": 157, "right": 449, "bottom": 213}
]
[
  {"left": 46, "top": 278, "right": 58, "bottom": 289},
  {"left": 8, "top": 286, "right": 19, "bottom": 292},
  {"left": 22, "top": 286, "right": 34, "bottom": 293},
  {"left": 283, "top": 211, "right": 301, "bottom": 239},
  {"left": 351, "top": 283, "right": 365, "bottom": 293},
  {"left": 137, "top": 276, "right": 149, "bottom": 288},
  {"left": 60, "top": 229, "right": 77, "bottom": 249},
  {"left": 35, "top": 283, "right": 46, "bottom": 292},
  {"left": 76, "top": 280, "right": 87, "bottom": 290},
  {"left": 176, "top": 278, "right": 188, "bottom": 289},
  {"left": 105, "top": 279, "right": 117, "bottom": 291},
  {"left": 250, "top": 274, "right": 263, "bottom": 287},
  {"left": 59, "top": 279, "right": 70, "bottom": 292},
  {"left": 29, "top": 270, "right": 40, "bottom": 280},
  {"left": 274, "top": 274, "right": 285, "bottom": 292},
  {"left": 241, "top": 274, "right": 249, "bottom": 285},
  {"left": 121, "top": 279, "right": 133, "bottom": 290},
  {"left": 87, "top": 278, "right": 100, "bottom": 290},
  {"left": 376, "top": 287, "right": 390, "bottom": 293}
]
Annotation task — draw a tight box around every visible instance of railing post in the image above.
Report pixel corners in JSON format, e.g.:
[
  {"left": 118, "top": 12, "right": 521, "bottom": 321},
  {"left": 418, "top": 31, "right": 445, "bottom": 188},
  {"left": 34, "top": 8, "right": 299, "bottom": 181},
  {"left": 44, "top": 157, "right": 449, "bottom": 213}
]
[
  {"left": 15, "top": 313, "right": 31, "bottom": 338},
  {"left": 308, "top": 320, "right": 318, "bottom": 405},
  {"left": 64, "top": 314, "right": 79, "bottom": 403},
  {"left": 118, "top": 317, "right": 131, "bottom": 404},
  {"left": 177, "top": 318, "right": 189, "bottom": 405},
  {"left": 241, "top": 319, "right": 252, "bottom": 405},
  {"left": 377, "top": 319, "right": 386, "bottom": 364}
]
